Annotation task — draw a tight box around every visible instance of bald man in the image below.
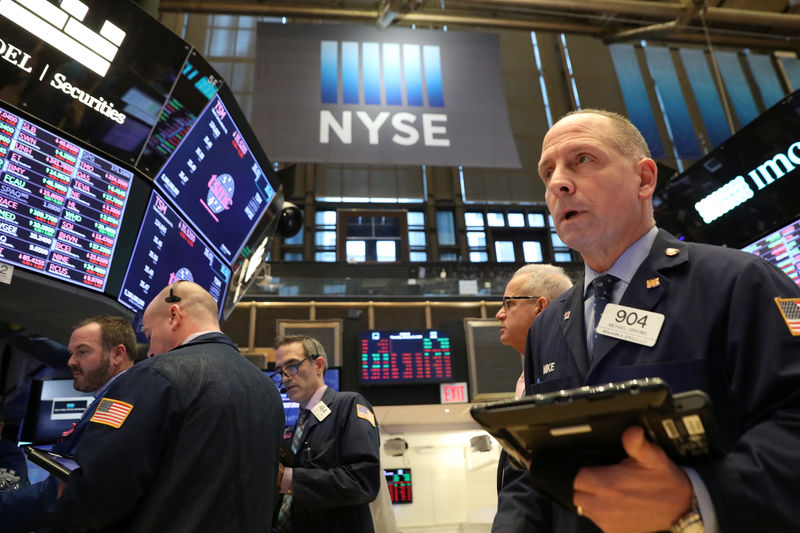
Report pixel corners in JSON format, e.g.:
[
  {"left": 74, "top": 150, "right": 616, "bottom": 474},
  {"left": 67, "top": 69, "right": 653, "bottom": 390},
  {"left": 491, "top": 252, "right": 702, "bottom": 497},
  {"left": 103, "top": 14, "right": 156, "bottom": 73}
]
[{"left": 56, "top": 281, "right": 285, "bottom": 533}]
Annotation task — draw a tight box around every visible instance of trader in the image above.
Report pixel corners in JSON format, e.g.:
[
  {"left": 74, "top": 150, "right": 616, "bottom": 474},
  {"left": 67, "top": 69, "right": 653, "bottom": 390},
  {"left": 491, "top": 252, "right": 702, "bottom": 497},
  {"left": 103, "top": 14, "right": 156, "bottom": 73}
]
[
  {"left": 492, "top": 264, "right": 572, "bottom": 532},
  {"left": 56, "top": 281, "right": 285, "bottom": 532},
  {"left": 273, "top": 334, "right": 380, "bottom": 533},
  {"left": 0, "top": 315, "right": 136, "bottom": 532},
  {"left": 521, "top": 109, "right": 800, "bottom": 532}
]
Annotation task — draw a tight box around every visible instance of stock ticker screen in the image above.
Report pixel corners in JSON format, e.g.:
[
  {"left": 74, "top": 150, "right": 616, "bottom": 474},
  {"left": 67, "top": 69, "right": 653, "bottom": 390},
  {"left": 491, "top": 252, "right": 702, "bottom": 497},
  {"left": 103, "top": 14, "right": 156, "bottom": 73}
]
[
  {"left": 0, "top": 104, "right": 133, "bottom": 291},
  {"left": 153, "top": 93, "right": 276, "bottom": 264},
  {"left": 117, "top": 191, "right": 230, "bottom": 319},
  {"left": 360, "top": 330, "right": 453, "bottom": 385},
  {"left": 741, "top": 218, "right": 800, "bottom": 287},
  {"left": 384, "top": 468, "right": 413, "bottom": 504}
]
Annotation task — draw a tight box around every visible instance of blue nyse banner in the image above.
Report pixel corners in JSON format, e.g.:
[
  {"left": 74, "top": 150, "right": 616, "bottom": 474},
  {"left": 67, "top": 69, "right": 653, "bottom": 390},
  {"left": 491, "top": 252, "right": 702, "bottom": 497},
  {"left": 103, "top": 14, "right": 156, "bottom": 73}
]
[{"left": 254, "top": 23, "right": 520, "bottom": 168}]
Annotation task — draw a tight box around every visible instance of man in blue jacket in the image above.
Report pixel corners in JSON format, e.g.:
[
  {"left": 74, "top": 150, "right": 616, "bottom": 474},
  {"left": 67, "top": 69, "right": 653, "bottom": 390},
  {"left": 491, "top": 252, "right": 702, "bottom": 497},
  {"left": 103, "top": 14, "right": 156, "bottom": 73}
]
[
  {"left": 273, "top": 334, "right": 380, "bottom": 533},
  {"left": 0, "top": 315, "right": 136, "bottom": 532},
  {"left": 56, "top": 281, "right": 285, "bottom": 532},
  {"left": 507, "top": 109, "right": 800, "bottom": 533}
]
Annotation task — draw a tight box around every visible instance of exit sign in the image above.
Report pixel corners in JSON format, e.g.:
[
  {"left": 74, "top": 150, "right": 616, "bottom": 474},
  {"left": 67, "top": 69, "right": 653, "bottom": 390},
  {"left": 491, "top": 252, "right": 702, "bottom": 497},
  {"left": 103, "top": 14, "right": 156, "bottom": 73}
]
[{"left": 440, "top": 382, "right": 468, "bottom": 404}]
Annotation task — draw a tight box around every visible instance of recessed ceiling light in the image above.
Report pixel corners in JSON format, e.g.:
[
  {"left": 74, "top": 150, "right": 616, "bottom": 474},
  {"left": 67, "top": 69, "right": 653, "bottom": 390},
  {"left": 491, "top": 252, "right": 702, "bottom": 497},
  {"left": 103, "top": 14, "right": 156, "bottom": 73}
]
[{"left": 444, "top": 408, "right": 450, "bottom": 413}]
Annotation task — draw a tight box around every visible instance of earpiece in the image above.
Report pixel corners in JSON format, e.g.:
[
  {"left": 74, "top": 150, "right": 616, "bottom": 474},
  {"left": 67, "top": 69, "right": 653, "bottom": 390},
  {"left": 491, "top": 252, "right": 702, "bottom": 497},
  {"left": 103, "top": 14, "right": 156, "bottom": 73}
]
[{"left": 165, "top": 280, "right": 183, "bottom": 303}]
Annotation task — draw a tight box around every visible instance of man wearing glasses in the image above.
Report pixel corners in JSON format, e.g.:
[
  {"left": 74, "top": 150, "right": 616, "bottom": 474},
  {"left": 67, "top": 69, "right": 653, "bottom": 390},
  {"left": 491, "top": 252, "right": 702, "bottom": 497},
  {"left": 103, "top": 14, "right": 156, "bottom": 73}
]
[
  {"left": 272, "top": 335, "right": 380, "bottom": 533},
  {"left": 493, "top": 264, "right": 573, "bottom": 532},
  {"left": 496, "top": 264, "right": 573, "bottom": 399}
]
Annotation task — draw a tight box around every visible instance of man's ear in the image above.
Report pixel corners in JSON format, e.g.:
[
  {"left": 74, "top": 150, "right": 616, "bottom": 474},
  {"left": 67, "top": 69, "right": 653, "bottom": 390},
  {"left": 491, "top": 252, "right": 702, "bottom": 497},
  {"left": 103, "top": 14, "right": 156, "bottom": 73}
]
[
  {"left": 637, "top": 158, "right": 658, "bottom": 200},
  {"left": 110, "top": 344, "right": 127, "bottom": 367}
]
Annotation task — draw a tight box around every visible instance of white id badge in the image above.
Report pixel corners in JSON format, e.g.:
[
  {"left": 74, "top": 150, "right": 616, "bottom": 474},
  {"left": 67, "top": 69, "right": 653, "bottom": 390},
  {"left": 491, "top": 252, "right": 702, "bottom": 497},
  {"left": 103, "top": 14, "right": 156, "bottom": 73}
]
[
  {"left": 311, "top": 401, "right": 331, "bottom": 422},
  {"left": 596, "top": 303, "right": 664, "bottom": 347}
]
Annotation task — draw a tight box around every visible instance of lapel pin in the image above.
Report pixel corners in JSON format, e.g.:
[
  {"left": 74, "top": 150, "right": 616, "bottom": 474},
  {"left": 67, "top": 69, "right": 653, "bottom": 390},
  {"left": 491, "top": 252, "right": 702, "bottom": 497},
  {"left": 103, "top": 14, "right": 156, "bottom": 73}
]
[
  {"left": 564, "top": 311, "right": 571, "bottom": 320},
  {"left": 646, "top": 277, "right": 660, "bottom": 289},
  {"left": 665, "top": 248, "right": 680, "bottom": 257}
]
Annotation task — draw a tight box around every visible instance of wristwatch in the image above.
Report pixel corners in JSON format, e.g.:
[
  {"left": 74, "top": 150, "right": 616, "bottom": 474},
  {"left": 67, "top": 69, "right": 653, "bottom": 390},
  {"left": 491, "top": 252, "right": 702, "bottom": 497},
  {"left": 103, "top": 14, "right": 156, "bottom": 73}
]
[{"left": 670, "top": 509, "right": 704, "bottom": 533}]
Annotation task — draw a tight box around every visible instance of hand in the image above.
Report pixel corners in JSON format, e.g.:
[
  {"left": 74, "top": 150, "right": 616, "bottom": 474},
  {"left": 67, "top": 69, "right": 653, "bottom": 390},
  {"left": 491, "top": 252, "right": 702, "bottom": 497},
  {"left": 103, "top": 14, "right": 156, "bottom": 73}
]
[{"left": 573, "top": 426, "right": 693, "bottom": 533}]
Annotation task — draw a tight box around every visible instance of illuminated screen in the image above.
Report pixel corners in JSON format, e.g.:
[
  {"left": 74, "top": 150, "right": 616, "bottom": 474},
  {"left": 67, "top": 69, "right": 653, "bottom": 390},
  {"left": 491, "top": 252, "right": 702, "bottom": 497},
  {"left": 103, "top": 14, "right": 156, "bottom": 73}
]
[
  {"left": 153, "top": 93, "right": 276, "bottom": 264},
  {"left": 384, "top": 468, "right": 413, "bottom": 504},
  {"left": 741, "top": 218, "right": 800, "bottom": 286},
  {"left": 360, "top": 330, "right": 453, "bottom": 385},
  {"left": 0, "top": 104, "right": 134, "bottom": 291},
  {"left": 0, "top": 0, "right": 190, "bottom": 165},
  {"left": 267, "top": 368, "right": 340, "bottom": 427},
  {"left": 654, "top": 89, "right": 800, "bottom": 248},
  {"left": 136, "top": 51, "right": 222, "bottom": 178},
  {"left": 118, "top": 191, "right": 230, "bottom": 320},
  {"left": 18, "top": 379, "right": 94, "bottom": 445}
]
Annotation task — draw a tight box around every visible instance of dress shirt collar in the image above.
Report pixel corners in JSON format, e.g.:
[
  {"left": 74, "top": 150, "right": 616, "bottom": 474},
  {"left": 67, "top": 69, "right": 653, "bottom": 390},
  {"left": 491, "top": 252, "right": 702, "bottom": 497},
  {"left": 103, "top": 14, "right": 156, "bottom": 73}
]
[
  {"left": 300, "top": 384, "right": 328, "bottom": 411},
  {"left": 583, "top": 225, "right": 659, "bottom": 297}
]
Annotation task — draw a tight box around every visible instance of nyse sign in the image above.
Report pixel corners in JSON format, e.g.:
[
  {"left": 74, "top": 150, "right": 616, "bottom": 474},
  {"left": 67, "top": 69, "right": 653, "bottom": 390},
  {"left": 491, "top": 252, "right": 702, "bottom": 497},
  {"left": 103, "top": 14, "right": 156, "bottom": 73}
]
[
  {"left": 320, "top": 111, "right": 449, "bottom": 147},
  {"left": 255, "top": 24, "right": 520, "bottom": 168}
]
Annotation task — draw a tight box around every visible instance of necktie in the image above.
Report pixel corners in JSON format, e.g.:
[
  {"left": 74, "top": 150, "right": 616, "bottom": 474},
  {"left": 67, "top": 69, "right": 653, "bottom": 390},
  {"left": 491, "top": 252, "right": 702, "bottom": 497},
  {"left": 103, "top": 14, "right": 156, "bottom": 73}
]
[
  {"left": 274, "top": 410, "right": 311, "bottom": 533},
  {"left": 588, "top": 273, "right": 618, "bottom": 358}
]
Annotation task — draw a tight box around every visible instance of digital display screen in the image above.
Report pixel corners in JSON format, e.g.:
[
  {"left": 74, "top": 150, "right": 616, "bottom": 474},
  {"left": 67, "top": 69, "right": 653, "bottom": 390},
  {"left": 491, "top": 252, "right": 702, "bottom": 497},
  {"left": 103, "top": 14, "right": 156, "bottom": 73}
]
[
  {"left": 654, "top": 89, "right": 800, "bottom": 248},
  {"left": 117, "top": 191, "right": 230, "bottom": 320},
  {"left": 136, "top": 51, "right": 222, "bottom": 178},
  {"left": 268, "top": 368, "right": 340, "bottom": 427},
  {"left": 0, "top": 0, "right": 190, "bottom": 164},
  {"left": 0, "top": 104, "right": 133, "bottom": 291},
  {"left": 741, "top": 218, "right": 800, "bottom": 287},
  {"left": 18, "top": 379, "right": 94, "bottom": 445},
  {"left": 360, "top": 330, "right": 453, "bottom": 385},
  {"left": 154, "top": 93, "right": 276, "bottom": 264},
  {"left": 384, "top": 468, "right": 413, "bottom": 504}
]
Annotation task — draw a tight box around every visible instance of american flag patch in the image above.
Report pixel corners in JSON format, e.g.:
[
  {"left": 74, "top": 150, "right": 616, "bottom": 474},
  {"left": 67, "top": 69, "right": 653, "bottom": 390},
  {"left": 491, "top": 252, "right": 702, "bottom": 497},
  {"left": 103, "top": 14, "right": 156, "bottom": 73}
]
[
  {"left": 356, "top": 404, "right": 376, "bottom": 427},
  {"left": 90, "top": 398, "right": 133, "bottom": 428},
  {"left": 775, "top": 298, "right": 800, "bottom": 337}
]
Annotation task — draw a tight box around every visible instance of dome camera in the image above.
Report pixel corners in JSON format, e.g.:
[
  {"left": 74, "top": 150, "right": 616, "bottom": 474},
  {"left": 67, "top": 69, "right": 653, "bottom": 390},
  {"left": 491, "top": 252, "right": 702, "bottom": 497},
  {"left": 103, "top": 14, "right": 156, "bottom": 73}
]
[{"left": 276, "top": 201, "right": 303, "bottom": 238}]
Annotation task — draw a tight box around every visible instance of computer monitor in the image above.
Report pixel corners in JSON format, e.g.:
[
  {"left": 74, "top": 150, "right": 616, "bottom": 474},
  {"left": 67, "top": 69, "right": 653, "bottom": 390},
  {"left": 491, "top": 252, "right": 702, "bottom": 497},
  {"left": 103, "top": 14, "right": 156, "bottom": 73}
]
[
  {"left": 740, "top": 217, "right": 800, "bottom": 287},
  {"left": 152, "top": 88, "right": 277, "bottom": 265},
  {"left": 384, "top": 468, "right": 413, "bottom": 504},
  {"left": 18, "top": 379, "right": 94, "bottom": 446},
  {"left": 117, "top": 191, "right": 231, "bottom": 335},
  {"left": 0, "top": 102, "right": 136, "bottom": 292},
  {"left": 359, "top": 329, "right": 453, "bottom": 385}
]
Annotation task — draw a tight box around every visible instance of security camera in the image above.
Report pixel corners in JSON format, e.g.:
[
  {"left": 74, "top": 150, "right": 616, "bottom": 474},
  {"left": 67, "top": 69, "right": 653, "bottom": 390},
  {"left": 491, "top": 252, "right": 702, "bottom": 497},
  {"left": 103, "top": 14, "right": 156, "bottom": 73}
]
[{"left": 276, "top": 201, "right": 303, "bottom": 238}]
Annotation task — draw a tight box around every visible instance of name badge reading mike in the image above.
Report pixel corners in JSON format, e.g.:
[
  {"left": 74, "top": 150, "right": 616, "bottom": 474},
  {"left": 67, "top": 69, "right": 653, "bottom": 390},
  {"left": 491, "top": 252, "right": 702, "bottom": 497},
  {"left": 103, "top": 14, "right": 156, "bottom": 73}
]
[
  {"left": 596, "top": 304, "right": 664, "bottom": 347},
  {"left": 311, "top": 401, "right": 331, "bottom": 422}
]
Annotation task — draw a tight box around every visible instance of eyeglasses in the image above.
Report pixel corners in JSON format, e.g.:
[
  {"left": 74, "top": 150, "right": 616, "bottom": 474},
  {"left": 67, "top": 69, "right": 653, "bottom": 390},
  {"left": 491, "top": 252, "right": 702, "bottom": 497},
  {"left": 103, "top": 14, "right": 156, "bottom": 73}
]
[
  {"left": 273, "top": 354, "right": 320, "bottom": 379},
  {"left": 502, "top": 296, "right": 540, "bottom": 311}
]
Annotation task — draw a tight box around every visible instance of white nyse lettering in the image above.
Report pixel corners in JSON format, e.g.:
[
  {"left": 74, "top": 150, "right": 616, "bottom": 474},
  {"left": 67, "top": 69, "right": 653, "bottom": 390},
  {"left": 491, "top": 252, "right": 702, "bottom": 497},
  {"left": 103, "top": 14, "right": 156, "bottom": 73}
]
[
  {"left": 356, "top": 111, "right": 390, "bottom": 145},
  {"left": 423, "top": 113, "right": 449, "bottom": 147},
  {"left": 320, "top": 110, "right": 352, "bottom": 144},
  {"left": 319, "top": 110, "right": 451, "bottom": 147},
  {"left": 391, "top": 112, "right": 418, "bottom": 146}
]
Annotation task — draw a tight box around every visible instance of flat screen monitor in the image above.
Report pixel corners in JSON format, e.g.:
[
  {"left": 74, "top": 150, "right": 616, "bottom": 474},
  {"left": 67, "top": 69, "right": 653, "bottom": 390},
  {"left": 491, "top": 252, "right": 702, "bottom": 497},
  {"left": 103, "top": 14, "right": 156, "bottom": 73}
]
[
  {"left": 0, "top": 0, "right": 190, "bottom": 165},
  {"left": 267, "top": 367, "right": 341, "bottom": 427},
  {"left": 135, "top": 50, "right": 222, "bottom": 178},
  {"left": 384, "top": 468, "right": 413, "bottom": 504},
  {"left": 18, "top": 379, "right": 94, "bottom": 446},
  {"left": 741, "top": 218, "right": 800, "bottom": 286},
  {"left": 153, "top": 88, "right": 277, "bottom": 264},
  {"left": 117, "top": 191, "right": 231, "bottom": 326},
  {"left": 654, "top": 89, "right": 800, "bottom": 248},
  {"left": 0, "top": 102, "right": 136, "bottom": 292},
  {"left": 360, "top": 330, "right": 453, "bottom": 385}
]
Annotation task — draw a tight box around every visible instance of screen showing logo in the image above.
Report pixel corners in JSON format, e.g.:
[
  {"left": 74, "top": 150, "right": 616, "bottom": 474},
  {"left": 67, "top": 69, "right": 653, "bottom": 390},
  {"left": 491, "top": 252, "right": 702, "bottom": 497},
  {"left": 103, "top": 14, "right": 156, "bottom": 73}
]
[
  {"left": 254, "top": 24, "right": 521, "bottom": 168},
  {"left": 320, "top": 41, "right": 443, "bottom": 108},
  {"left": 0, "top": 0, "right": 125, "bottom": 77}
]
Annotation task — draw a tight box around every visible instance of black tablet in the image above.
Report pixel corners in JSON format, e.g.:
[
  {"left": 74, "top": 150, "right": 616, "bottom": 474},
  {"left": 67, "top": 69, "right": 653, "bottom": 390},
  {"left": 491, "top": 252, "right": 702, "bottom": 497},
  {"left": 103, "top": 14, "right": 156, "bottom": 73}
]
[
  {"left": 23, "top": 447, "right": 79, "bottom": 481},
  {"left": 470, "top": 378, "right": 723, "bottom": 510}
]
